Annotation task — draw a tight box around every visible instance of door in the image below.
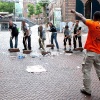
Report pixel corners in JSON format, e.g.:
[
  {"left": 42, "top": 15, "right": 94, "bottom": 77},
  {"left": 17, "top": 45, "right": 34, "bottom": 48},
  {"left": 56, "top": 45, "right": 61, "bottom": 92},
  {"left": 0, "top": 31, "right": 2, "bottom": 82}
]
[
  {"left": 76, "top": 0, "right": 84, "bottom": 20},
  {"left": 85, "top": 0, "right": 92, "bottom": 19}
]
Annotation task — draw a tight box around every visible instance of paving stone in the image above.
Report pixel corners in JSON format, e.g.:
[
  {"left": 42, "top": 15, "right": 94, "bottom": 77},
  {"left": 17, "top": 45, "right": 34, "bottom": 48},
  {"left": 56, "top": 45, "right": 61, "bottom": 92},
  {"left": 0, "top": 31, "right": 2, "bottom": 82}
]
[{"left": 0, "top": 30, "right": 99, "bottom": 100}]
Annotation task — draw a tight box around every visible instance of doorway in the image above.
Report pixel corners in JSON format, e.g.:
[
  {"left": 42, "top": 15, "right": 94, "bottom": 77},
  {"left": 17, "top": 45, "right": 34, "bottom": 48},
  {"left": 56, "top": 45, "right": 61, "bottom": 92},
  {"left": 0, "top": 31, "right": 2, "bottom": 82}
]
[{"left": 85, "top": 0, "right": 92, "bottom": 19}]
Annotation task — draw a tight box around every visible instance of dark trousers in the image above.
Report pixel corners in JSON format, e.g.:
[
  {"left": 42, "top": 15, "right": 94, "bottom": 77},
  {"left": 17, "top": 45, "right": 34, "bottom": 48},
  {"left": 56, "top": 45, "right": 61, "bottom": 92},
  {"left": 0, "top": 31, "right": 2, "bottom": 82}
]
[
  {"left": 51, "top": 32, "right": 59, "bottom": 49},
  {"left": 73, "top": 36, "right": 82, "bottom": 49},
  {"left": 64, "top": 37, "right": 71, "bottom": 46},
  {"left": 23, "top": 36, "right": 31, "bottom": 50},
  {"left": 10, "top": 36, "right": 18, "bottom": 48},
  {"left": 39, "top": 38, "right": 45, "bottom": 50}
]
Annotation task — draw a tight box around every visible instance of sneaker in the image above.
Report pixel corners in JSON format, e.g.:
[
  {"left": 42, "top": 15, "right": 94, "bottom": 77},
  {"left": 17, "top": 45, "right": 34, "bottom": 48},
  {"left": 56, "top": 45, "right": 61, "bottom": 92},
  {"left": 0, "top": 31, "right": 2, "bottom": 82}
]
[{"left": 80, "top": 89, "right": 91, "bottom": 96}]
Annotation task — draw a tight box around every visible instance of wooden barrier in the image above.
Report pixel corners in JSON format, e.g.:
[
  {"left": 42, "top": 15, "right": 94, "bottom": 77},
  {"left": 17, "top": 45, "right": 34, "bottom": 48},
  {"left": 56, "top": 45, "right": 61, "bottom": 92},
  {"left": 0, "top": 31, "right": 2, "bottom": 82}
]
[
  {"left": 23, "top": 50, "right": 32, "bottom": 54},
  {"left": 41, "top": 51, "right": 51, "bottom": 56},
  {"left": 8, "top": 48, "right": 20, "bottom": 52},
  {"left": 65, "top": 50, "right": 73, "bottom": 53},
  {"left": 73, "top": 47, "right": 83, "bottom": 52},
  {"left": 46, "top": 44, "right": 55, "bottom": 48}
]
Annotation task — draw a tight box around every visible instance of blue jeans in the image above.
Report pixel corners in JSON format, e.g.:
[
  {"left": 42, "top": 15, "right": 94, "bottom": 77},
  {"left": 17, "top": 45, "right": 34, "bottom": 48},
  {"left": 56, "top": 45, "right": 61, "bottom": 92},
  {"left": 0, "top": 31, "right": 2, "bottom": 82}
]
[
  {"left": 10, "top": 36, "right": 18, "bottom": 48},
  {"left": 51, "top": 32, "right": 59, "bottom": 49}
]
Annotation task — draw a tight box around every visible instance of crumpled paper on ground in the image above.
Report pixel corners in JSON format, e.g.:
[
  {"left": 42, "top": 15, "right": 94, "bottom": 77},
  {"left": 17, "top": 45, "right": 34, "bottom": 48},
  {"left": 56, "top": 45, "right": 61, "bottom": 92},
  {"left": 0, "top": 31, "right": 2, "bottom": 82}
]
[{"left": 30, "top": 52, "right": 41, "bottom": 58}]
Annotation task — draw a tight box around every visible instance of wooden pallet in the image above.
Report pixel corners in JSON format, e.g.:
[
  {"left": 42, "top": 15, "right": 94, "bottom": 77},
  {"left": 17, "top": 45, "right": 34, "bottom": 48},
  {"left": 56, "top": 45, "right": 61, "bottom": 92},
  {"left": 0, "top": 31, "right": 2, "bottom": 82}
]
[
  {"left": 23, "top": 50, "right": 32, "bottom": 54},
  {"left": 8, "top": 48, "right": 20, "bottom": 52},
  {"left": 73, "top": 47, "right": 83, "bottom": 52},
  {"left": 41, "top": 51, "right": 51, "bottom": 56},
  {"left": 65, "top": 50, "right": 73, "bottom": 53},
  {"left": 46, "top": 44, "right": 55, "bottom": 47}
]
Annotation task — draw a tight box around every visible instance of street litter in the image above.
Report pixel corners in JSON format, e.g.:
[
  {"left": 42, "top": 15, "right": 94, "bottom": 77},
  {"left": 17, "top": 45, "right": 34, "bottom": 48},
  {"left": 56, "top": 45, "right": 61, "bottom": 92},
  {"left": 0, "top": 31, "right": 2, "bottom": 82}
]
[
  {"left": 59, "top": 52, "right": 63, "bottom": 55},
  {"left": 30, "top": 52, "right": 41, "bottom": 58},
  {"left": 41, "top": 51, "right": 51, "bottom": 56},
  {"left": 18, "top": 53, "right": 26, "bottom": 59},
  {"left": 77, "top": 66, "right": 81, "bottom": 69},
  {"left": 51, "top": 51, "right": 59, "bottom": 56},
  {"left": 26, "top": 65, "right": 46, "bottom": 73},
  {"left": 65, "top": 53, "right": 72, "bottom": 56}
]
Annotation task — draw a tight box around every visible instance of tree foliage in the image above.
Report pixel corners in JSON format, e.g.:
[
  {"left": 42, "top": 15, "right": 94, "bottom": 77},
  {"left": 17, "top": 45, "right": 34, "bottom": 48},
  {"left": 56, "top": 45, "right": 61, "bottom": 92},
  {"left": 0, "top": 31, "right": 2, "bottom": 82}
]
[
  {"left": 27, "top": 4, "right": 35, "bottom": 18},
  {"left": 38, "top": 0, "right": 50, "bottom": 23},
  {"left": 35, "top": 3, "right": 42, "bottom": 15},
  {"left": 38, "top": 0, "right": 50, "bottom": 7},
  {"left": 0, "top": 2, "right": 14, "bottom": 13}
]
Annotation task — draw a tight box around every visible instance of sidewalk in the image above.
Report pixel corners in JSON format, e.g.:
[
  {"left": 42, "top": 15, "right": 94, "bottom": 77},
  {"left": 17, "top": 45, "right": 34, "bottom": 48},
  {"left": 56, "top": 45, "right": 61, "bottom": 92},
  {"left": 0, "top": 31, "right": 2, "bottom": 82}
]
[{"left": 0, "top": 26, "right": 100, "bottom": 100}]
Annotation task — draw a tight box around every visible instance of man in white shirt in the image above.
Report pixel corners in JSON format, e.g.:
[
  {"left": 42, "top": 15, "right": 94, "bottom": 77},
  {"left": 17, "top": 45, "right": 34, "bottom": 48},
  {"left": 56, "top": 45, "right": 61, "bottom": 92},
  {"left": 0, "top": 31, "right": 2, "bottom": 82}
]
[{"left": 22, "top": 20, "right": 32, "bottom": 50}]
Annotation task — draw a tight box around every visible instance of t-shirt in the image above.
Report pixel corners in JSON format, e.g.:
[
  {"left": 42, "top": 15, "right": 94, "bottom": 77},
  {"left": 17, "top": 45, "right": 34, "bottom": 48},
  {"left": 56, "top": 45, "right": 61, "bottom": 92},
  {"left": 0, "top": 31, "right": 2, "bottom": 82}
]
[
  {"left": 50, "top": 25, "right": 57, "bottom": 32},
  {"left": 22, "top": 24, "right": 31, "bottom": 36},
  {"left": 9, "top": 24, "right": 18, "bottom": 37},
  {"left": 84, "top": 19, "right": 100, "bottom": 54},
  {"left": 77, "top": 27, "right": 82, "bottom": 36},
  {"left": 22, "top": 25, "right": 28, "bottom": 33},
  {"left": 74, "top": 24, "right": 81, "bottom": 36},
  {"left": 64, "top": 29, "right": 70, "bottom": 36},
  {"left": 38, "top": 28, "right": 46, "bottom": 40}
]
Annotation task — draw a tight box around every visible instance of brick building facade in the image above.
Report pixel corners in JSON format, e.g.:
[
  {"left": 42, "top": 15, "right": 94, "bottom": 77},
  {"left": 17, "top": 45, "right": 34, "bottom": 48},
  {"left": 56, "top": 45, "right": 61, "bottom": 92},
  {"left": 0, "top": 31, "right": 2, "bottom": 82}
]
[
  {"left": 23, "top": 0, "right": 100, "bottom": 24},
  {"left": 49, "top": 0, "right": 100, "bottom": 23}
]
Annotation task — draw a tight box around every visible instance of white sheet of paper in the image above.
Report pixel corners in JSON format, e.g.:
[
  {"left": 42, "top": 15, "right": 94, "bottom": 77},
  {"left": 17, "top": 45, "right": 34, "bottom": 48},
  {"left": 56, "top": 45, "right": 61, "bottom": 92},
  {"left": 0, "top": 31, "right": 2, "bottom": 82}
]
[{"left": 26, "top": 65, "right": 46, "bottom": 73}]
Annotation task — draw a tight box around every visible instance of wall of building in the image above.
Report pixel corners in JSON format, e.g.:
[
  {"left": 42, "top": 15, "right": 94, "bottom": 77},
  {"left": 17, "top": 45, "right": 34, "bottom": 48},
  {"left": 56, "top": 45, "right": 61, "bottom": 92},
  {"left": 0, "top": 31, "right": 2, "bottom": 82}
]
[
  {"left": 49, "top": 0, "right": 100, "bottom": 23},
  {"left": 49, "top": 0, "right": 76, "bottom": 23},
  {"left": 23, "top": 0, "right": 100, "bottom": 25}
]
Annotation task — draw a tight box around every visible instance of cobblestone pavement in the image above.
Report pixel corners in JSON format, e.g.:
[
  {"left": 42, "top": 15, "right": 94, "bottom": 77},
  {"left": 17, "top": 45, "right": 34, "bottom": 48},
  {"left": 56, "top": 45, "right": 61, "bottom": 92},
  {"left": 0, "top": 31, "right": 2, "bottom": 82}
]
[{"left": 0, "top": 25, "right": 100, "bottom": 100}]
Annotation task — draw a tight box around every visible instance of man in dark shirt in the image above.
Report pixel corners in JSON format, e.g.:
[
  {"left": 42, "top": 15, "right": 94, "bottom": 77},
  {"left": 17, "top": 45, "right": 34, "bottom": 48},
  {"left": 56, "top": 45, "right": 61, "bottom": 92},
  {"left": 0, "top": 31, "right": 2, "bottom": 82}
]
[
  {"left": 9, "top": 20, "right": 19, "bottom": 48},
  {"left": 48, "top": 22, "right": 59, "bottom": 50},
  {"left": 73, "top": 20, "right": 82, "bottom": 49}
]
